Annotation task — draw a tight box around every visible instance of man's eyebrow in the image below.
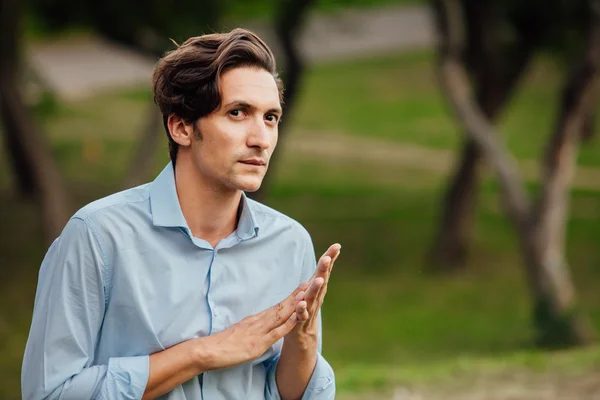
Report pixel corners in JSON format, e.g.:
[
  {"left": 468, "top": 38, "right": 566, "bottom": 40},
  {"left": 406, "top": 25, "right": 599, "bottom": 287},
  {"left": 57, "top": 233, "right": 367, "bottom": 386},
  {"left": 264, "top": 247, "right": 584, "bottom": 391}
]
[{"left": 223, "top": 100, "right": 282, "bottom": 115}]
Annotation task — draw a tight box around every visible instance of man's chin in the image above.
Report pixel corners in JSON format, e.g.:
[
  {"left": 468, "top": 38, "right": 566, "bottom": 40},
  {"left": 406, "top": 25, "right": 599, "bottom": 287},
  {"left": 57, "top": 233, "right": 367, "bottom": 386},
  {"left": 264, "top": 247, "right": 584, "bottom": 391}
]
[{"left": 236, "top": 178, "right": 264, "bottom": 193}]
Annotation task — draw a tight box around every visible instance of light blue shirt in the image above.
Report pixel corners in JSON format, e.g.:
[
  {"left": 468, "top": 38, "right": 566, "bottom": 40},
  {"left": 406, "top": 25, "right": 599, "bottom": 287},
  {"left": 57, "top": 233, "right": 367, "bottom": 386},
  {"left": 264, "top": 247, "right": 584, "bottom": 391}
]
[{"left": 22, "top": 163, "right": 335, "bottom": 400}]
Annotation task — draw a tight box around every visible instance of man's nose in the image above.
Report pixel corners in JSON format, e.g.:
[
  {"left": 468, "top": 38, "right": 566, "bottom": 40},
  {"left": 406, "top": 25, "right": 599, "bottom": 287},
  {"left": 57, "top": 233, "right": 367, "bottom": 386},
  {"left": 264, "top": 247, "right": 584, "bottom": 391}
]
[{"left": 247, "top": 118, "right": 272, "bottom": 150}]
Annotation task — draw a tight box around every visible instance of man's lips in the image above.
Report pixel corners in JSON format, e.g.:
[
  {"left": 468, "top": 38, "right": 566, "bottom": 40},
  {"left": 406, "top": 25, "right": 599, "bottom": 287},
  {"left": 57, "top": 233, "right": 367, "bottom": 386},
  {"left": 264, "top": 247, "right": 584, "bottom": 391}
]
[{"left": 239, "top": 159, "right": 266, "bottom": 166}]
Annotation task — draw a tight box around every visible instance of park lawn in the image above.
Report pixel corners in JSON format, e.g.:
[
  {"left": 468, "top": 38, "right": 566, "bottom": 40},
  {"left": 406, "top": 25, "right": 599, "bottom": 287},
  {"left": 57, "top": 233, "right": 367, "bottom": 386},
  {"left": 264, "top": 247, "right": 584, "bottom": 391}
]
[
  {"left": 291, "top": 51, "right": 600, "bottom": 167},
  {"left": 2, "top": 51, "right": 600, "bottom": 398}
]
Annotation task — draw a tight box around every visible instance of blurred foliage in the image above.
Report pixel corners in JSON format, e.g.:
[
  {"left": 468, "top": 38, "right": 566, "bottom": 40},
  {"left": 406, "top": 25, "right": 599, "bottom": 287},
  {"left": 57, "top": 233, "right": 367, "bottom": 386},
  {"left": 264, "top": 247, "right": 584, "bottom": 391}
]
[
  {"left": 26, "top": 0, "right": 221, "bottom": 54},
  {"left": 30, "top": 91, "right": 59, "bottom": 119},
  {"left": 501, "top": 0, "right": 591, "bottom": 61},
  {"left": 24, "top": 0, "right": 421, "bottom": 45},
  {"left": 20, "top": 0, "right": 595, "bottom": 69},
  {"left": 222, "top": 0, "right": 422, "bottom": 21}
]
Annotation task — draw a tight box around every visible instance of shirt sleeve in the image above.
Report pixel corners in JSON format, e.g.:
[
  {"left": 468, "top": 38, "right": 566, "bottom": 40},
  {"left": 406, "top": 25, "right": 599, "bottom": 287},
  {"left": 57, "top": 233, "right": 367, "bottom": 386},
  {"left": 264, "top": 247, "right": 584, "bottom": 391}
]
[
  {"left": 264, "top": 312, "right": 336, "bottom": 400},
  {"left": 21, "top": 217, "right": 149, "bottom": 400},
  {"left": 263, "top": 226, "right": 336, "bottom": 399}
]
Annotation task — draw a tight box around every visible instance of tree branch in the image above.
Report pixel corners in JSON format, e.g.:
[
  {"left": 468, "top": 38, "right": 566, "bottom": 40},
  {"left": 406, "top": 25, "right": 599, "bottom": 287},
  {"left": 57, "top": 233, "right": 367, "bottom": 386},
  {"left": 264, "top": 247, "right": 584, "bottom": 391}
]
[
  {"left": 0, "top": 0, "right": 71, "bottom": 242},
  {"left": 433, "top": 0, "right": 531, "bottom": 231},
  {"left": 121, "top": 100, "right": 162, "bottom": 189},
  {"left": 249, "top": 0, "right": 316, "bottom": 202},
  {"left": 533, "top": 0, "right": 600, "bottom": 310}
]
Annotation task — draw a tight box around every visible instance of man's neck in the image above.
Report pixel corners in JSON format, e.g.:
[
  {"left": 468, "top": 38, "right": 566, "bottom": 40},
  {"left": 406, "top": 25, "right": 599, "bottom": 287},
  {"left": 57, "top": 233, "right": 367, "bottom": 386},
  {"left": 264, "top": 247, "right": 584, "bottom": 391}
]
[{"left": 174, "top": 158, "right": 242, "bottom": 247}]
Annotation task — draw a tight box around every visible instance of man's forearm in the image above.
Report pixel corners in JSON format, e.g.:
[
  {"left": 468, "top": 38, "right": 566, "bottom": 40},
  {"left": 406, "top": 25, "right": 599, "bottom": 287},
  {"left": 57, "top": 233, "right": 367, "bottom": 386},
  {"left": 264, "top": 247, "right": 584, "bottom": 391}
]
[
  {"left": 143, "top": 338, "right": 213, "bottom": 400},
  {"left": 276, "top": 333, "right": 318, "bottom": 400}
]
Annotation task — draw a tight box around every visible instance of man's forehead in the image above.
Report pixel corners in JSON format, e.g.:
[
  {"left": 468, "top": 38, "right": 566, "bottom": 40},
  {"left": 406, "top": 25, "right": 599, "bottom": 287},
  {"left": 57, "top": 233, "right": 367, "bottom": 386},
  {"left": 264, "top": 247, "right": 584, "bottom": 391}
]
[{"left": 220, "top": 67, "right": 281, "bottom": 108}]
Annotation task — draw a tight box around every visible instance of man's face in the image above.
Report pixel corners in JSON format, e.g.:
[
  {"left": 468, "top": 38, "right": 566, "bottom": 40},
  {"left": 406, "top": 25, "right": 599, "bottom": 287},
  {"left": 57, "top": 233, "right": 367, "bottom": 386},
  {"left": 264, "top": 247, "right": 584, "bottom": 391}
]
[{"left": 191, "top": 66, "right": 282, "bottom": 193}]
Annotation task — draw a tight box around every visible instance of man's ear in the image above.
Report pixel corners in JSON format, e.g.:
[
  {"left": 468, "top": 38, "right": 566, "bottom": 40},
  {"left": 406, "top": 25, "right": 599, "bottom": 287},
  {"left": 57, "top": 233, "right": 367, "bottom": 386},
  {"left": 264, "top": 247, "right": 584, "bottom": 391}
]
[{"left": 167, "top": 114, "right": 195, "bottom": 147}]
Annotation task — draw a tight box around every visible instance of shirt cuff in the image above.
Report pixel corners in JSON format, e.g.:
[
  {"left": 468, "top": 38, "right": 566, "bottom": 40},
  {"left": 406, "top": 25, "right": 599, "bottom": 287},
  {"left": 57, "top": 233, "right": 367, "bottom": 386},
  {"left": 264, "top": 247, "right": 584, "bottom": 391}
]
[
  {"left": 265, "top": 353, "right": 335, "bottom": 400},
  {"left": 97, "top": 355, "right": 150, "bottom": 400},
  {"left": 302, "top": 353, "right": 335, "bottom": 399}
]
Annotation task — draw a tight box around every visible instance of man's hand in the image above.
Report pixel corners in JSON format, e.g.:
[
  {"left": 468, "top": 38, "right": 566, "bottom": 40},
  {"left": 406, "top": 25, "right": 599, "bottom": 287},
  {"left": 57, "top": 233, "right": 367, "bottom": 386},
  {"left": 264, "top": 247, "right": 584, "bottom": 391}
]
[
  {"left": 275, "top": 243, "right": 341, "bottom": 400},
  {"left": 144, "top": 283, "right": 308, "bottom": 399},
  {"left": 292, "top": 243, "right": 342, "bottom": 340},
  {"left": 199, "top": 284, "right": 305, "bottom": 370}
]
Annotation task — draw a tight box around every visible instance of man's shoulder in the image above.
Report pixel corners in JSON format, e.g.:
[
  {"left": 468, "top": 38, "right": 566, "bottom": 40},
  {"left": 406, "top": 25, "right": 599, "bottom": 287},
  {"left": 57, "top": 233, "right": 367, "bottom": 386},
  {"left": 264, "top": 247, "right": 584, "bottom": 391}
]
[
  {"left": 246, "top": 197, "right": 311, "bottom": 241},
  {"left": 73, "top": 183, "right": 151, "bottom": 223}
]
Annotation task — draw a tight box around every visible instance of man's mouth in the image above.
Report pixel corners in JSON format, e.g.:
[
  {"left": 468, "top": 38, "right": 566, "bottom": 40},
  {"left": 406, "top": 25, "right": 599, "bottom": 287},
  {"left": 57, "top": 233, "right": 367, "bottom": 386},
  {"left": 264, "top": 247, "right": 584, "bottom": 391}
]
[{"left": 239, "top": 158, "right": 266, "bottom": 166}]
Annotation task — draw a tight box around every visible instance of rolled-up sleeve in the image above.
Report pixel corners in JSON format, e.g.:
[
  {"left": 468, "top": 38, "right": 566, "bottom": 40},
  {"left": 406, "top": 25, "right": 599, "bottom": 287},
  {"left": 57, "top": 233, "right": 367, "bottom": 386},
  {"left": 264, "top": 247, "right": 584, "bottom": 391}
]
[
  {"left": 264, "top": 350, "right": 335, "bottom": 400},
  {"left": 300, "top": 352, "right": 335, "bottom": 399},
  {"left": 264, "top": 316, "right": 335, "bottom": 400},
  {"left": 21, "top": 217, "right": 149, "bottom": 400}
]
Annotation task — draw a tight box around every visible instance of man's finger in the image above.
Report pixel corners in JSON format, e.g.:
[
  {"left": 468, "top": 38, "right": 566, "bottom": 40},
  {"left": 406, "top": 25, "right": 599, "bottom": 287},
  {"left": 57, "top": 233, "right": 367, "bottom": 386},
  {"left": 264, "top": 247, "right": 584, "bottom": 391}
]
[
  {"left": 315, "top": 249, "right": 340, "bottom": 305},
  {"left": 294, "top": 282, "right": 310, "bottom": 296},
  {"left": 267, "top": 312, "right": 298, "bottom": 343},
  {"left": 323, "top": 245, "right": 341, "bottom": 274},
  {"left": 321, "top": 245, "right": 341, "bottom": 284},
  {"left": 315, "top": 282, "right": 329, "bottom": 307},
  {"left": 304, "top": 277, "right": 324, "bottom": 303},
  {"left": 312, "top": 255, "right": 332, "bottom": 289},
  {"left": 315, "top": 255, "right": 331, "bottom": 279},
  {"left": 329, "top": 244, "right": 341, "bottom": 264},
  {"left": 321, "top": 244, "right": 341, "bottom": 263},
  {"left": 261, "top": 283, "right": 307, "bottom": 330},
  {"left": 307, "top": 244, "right": 341, "bottom": 283},
  {"left": 280, "top": 283, "right": 309, "bottom": 308},
  {"left": 313, "top": 244, "right": 341, "bottom": 280},
  {"left": 296, "top": 301, "right": 309, "bottom": 322},
  {"left": 312, "top": 246, "right": 341, "bottom": 310}
]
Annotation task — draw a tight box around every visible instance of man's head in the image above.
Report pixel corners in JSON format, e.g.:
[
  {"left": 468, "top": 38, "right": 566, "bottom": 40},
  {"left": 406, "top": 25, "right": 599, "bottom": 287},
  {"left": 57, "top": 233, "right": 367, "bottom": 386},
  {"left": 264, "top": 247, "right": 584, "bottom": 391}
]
[{"left": 152, "top": 28, "right": 283, "bottom": 192}]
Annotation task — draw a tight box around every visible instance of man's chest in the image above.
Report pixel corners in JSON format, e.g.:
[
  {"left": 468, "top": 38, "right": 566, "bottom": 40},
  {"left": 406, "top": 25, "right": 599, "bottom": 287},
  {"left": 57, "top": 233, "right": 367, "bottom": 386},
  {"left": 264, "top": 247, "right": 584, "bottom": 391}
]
[{"left": 101, "top": 237, "right": 304, "bottom": 354}]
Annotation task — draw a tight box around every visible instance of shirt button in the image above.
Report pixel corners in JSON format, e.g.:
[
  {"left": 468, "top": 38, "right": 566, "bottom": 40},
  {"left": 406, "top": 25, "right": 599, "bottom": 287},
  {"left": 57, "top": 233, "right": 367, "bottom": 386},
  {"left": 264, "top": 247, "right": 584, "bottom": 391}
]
[{"left": 213, "top": 309, "right": 218, "bottom": 317}]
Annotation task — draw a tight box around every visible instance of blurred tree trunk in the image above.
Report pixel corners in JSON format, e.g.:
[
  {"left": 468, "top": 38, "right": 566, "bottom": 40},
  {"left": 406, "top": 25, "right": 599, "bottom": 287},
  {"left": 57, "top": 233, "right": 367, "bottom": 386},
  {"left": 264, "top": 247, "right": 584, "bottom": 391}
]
[
  {"left": 1, "top": 106, "right": 37, "bottom": 197},
  {"left": 104, "top": 1, "right": 220, "bottom": 189},
  {"left": 429, "top": 0, "right": 534, "bottom": 269},
  {"left": 433, "top": 0, "right": 597, "bottom": 347},
  {"left": 0, "top": 0, "right": 71, "bottom": 243},
  {"left": 581, "top": 108, "right": 596, "bottom": 141},
  {"left": 0, "top": 0, "right": 36, "bottom": 198},
  {"left": 531, "top": 41, "right": 600, "bottom": 345},
  {"left": 121, "top": 100, "right": 162, "bottom": 189},
  {"left": 250, "top": 0, "right": 316, "bottom": 203}
]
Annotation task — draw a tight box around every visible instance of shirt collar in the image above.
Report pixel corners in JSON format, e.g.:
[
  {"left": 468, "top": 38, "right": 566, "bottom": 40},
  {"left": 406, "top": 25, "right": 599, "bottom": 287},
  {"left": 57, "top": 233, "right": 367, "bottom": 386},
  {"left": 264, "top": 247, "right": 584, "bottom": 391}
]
[
  {"left": 237, "top": 193, "right": 260, "bottom": 240},
  {"left": 149, "top": 162, "right": 259, "bottom": 240}
]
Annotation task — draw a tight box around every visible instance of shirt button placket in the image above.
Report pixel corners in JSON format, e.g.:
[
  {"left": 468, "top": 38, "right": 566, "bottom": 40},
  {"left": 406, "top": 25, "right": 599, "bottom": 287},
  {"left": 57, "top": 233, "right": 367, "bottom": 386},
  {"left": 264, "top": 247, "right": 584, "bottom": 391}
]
[{"left": 209, "top": 249, "right": 219, "bottom": 331}]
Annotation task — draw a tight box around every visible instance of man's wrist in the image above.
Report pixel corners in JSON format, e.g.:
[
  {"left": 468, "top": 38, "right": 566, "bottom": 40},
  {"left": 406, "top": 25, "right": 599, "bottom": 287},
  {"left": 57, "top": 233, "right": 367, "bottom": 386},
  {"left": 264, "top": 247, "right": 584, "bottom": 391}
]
[
  {"left": 285, "top": 329, "right": 318, "bottom": 351},
  {"left": 191, "top": 337, "right": 216, "bottom": 372},
  {"left": 277, "top": 329, "right": 319, "bottom": 399}
]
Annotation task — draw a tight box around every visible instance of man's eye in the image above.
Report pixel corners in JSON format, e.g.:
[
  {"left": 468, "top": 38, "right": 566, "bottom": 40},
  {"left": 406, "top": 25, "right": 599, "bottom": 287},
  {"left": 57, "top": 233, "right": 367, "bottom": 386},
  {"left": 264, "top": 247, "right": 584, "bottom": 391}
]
[
  {"left": 265, "top": 114, "right": 279, "bottom": 123},
  {"left": 230, "top": 109, "right": 243, "bottom": 117}
]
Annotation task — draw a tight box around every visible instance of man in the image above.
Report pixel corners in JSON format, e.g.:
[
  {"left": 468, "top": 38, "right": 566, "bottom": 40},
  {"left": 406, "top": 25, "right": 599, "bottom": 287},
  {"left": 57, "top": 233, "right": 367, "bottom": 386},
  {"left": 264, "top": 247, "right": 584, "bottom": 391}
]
[{"left": 22, "top": 28, "right": 341, "bottom": 400}]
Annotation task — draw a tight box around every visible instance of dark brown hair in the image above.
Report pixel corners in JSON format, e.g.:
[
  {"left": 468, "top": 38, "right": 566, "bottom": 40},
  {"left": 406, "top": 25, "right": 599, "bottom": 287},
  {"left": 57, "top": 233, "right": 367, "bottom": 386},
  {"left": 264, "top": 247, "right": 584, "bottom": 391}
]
[{"left": 152, "top": 28, "right": 283, "bottom": 165}]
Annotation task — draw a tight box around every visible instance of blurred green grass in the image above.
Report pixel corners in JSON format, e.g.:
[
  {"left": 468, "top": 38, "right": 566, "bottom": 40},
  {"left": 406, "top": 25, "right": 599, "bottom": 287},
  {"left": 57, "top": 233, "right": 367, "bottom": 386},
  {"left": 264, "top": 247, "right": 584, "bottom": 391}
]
[
  {"left": 293, "top": 52, "right": 600, "bottom": 166},
  {"left": 2, "top": 50, "right": 600, "bottom": 398}
]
